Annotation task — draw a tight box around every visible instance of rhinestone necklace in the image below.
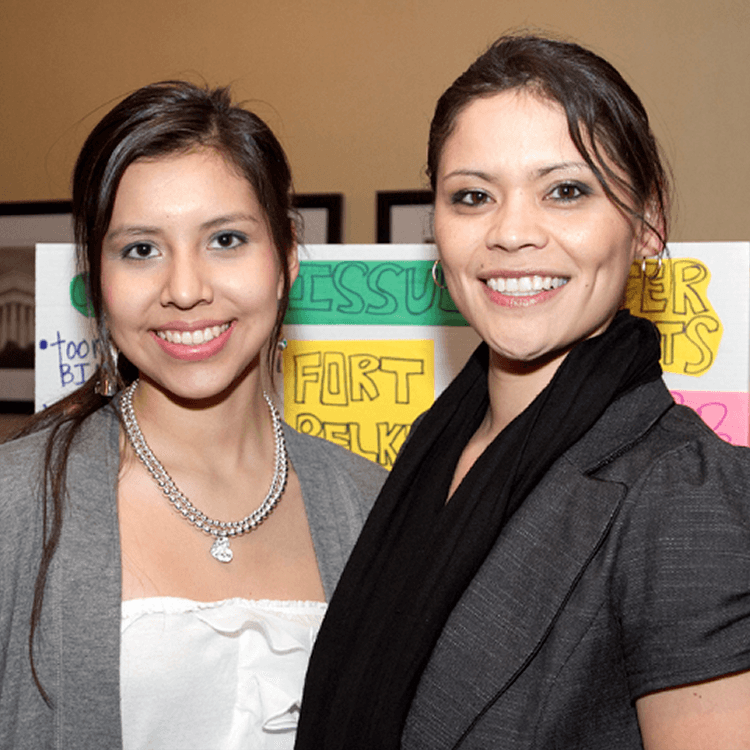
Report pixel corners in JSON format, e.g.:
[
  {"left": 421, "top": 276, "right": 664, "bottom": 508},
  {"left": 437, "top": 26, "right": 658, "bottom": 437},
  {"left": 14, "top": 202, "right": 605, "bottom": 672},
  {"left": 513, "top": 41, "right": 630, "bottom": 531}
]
[{"left": 120, "top": 379, "right": 288, "bottom": 563}]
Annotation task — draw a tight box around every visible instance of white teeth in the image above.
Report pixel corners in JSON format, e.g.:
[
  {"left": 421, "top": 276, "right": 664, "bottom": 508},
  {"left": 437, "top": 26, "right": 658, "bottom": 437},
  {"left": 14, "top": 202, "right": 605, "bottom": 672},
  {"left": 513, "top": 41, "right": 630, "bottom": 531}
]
[
  {"left": 157, "top": 323, "right": 230, "bottom": 346},
  {"left": 486, "top": 276, "right": 568, "bottom": 296}
]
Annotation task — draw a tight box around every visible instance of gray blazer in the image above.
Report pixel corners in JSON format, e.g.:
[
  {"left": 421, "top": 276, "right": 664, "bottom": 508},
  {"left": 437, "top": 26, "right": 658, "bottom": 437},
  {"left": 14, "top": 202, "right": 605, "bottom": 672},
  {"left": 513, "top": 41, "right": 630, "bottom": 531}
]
[
  {"left": 403, "top": 380, "right": 750, "bottom": 749},
  {"left": 0, "top": 404, "right": 386, "bottom": 750}
]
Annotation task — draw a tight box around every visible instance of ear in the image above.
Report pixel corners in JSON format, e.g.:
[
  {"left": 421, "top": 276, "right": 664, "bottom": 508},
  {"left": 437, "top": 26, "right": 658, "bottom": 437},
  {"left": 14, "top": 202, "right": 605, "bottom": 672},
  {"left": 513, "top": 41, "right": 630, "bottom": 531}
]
[
  {"left": 278, "top": 237, "right": 300, "bottom": 301},
  {"left": 287, "top": 242, "right": 300, "bottom": 285},
  {"left": 636, "top": 202, "right": 666, "bottom": 260}
]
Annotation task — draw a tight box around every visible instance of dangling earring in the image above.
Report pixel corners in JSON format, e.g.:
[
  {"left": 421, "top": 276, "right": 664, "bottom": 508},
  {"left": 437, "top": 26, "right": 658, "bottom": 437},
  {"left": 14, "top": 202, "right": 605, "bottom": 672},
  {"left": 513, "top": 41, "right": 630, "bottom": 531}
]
[
  {"left": 431, "top": 259, "right": 447, "bottom": 290},
  {"left": 95, "top": 340, "right": 119, "bottom": 397},
  {"left": 276, "top": 337, "right": 288, "bottom": 374},
  {"left": 95, "top": 326, "right": 120, "bottom": 397}
]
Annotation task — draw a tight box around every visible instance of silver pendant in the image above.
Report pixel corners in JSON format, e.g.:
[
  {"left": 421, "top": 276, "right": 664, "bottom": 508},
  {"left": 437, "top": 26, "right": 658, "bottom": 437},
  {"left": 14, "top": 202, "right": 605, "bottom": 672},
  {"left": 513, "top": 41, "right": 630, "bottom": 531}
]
[{"left": 210, "top": 536, "right": 233, "bottom": 563}]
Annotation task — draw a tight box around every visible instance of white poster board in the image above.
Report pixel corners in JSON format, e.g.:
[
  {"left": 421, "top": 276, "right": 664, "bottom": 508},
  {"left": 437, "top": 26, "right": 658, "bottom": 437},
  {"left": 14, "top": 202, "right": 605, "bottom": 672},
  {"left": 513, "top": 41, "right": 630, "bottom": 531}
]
[
  {"left": 35, "top": 242, "right": 750, "bottom": 465},
  {"left": 35, "top": 243, "right": 99, "bottom": 410}
]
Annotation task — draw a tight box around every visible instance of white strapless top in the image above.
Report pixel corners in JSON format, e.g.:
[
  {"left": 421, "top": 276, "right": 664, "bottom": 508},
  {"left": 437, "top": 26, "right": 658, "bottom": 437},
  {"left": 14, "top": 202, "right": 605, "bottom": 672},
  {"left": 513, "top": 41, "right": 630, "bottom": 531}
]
[{"left": 120, "top": 597, "right": 327, "bottom": 750}]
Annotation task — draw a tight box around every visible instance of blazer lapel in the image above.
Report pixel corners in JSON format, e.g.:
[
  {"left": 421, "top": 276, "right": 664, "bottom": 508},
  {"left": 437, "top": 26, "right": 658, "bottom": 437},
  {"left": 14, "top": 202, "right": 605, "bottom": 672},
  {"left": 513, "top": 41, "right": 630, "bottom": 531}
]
[{"left": 405, "top": 461, "right": 626, "bottom": 749}]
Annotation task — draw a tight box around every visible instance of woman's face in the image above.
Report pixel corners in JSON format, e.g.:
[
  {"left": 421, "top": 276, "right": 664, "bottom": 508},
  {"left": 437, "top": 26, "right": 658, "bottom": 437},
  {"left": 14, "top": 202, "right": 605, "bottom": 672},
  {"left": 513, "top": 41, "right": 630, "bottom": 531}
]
[
  {"left": 100, "top": 148, "right": 297, "bottom": 402},
  {"left": 434, "top": 89, "right": 651, "bottom": 370}
]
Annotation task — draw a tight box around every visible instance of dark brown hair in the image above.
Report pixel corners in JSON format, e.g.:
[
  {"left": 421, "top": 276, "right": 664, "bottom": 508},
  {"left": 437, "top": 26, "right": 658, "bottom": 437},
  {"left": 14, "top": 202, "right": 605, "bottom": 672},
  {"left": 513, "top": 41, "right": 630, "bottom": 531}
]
[
  {"left": 427, "top": 35, "right": 671, "bottom": 247},
  {"left": 18, "top": 81, "right": 297, "bottom": 702}
]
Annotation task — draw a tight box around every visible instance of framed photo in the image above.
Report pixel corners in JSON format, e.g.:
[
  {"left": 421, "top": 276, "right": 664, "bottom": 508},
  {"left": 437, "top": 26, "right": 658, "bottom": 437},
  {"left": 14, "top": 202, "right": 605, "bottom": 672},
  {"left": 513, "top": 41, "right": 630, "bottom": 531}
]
[
  {"left": 0, "top": 200, "right": 73, "bottom": 412},
  {"left": 376, "top": 190, "right": 434, "bottom": 244},
  {"left": 293, "top": 193, "right": 343, "bottom": 244}
]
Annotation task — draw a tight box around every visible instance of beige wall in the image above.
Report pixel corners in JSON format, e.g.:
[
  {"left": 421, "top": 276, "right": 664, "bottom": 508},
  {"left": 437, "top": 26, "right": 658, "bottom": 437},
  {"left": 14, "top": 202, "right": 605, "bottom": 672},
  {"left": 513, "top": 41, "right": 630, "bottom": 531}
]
[{"left": 2, "top": 0, "right": 748, "bottom": 244}]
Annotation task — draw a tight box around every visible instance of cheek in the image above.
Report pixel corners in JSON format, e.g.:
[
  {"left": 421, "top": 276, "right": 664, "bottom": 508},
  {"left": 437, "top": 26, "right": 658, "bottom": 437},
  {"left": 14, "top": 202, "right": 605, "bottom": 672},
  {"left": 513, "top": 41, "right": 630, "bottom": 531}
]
[
  {"left": 101, "top": 280, "right": 115, "bottom": 312},
  {"left": 99, "top": 270, "right": 120, "bottom": 321},
  {"left": 435, "top": 216, "right": 486, "bottom": 272},
  {"left": 598, "top": 215, "right": 638, "bottom": 261},
  {"left": 568, "top": 219, "right": 636, "bottom": 276},
  {"left": 433, "top": 204, "right": 460, "bottom": 246},
  {"left": 434, "top": 215, "right": 463, "bottom": 251},
  {"left": 225, "top": 275, "right": 278, "bottom": 313},
  {"left": 100, "top": 260, "right": 136, "bottom": 312},
  {"left": 251, "top": 253, "right": 286, "bottom": 303},
  {"left": 99, "top": 267, "right": 149, "bottom": 333}
]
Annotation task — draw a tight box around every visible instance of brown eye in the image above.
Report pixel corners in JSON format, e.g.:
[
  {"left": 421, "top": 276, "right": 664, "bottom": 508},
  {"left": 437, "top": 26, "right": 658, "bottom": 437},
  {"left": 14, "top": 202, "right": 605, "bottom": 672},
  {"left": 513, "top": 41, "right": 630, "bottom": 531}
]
[
  {"left": 549, "top": 182, "right": 590, "bottom": 202},
  {"left": 452, "top": 190, "right": 490, "bottom": 207},
  {"left": 209, "top": 231, "right": 246, "bottom": 249},
  {"left": 123, "top": 242, "right": 158, "bottom": 260}
]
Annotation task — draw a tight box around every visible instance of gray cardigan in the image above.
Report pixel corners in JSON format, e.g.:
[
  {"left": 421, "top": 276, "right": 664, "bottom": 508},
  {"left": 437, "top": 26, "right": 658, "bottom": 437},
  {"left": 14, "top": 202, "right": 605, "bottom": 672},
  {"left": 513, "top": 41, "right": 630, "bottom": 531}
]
[
  {"left": 0, "top": 404, "right": 386, "bottom": 749},
  {"left": 402, "top": 379, "right": 750, "bottom": 749}
]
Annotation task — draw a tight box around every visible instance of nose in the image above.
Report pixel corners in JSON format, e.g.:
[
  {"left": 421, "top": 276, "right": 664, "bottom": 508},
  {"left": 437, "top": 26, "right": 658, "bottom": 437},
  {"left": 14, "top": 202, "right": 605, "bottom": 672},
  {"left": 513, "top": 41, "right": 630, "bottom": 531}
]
[
  {"left": 160, "top": 249, "right": 213, "bottom": 309},
  {"left": 485, "top": 191, "right": 547, "bottom": 252}
]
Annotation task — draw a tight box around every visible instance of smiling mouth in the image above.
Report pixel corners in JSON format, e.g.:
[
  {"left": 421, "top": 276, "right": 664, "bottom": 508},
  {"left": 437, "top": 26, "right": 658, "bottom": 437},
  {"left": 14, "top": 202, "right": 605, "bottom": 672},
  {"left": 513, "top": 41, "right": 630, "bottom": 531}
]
[
  {"left": 156, "top": 323, "right": 230, "bottom": 346},
  {"left": 485, "top": 276, "right": 568, "bottom": 296}
]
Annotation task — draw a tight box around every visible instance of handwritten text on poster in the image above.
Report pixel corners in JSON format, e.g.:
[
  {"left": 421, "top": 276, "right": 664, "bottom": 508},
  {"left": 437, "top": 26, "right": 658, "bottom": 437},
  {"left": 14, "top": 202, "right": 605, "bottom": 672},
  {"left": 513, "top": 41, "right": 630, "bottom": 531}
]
[
  {"left": 626, "top": 258, "right": 723, "bottom": 376},
  {"left": 286, "top": 261, "right": 467, "bottom": 326},
  {"left": 283, "top": 339, "right": 435, "bottom": 467}
]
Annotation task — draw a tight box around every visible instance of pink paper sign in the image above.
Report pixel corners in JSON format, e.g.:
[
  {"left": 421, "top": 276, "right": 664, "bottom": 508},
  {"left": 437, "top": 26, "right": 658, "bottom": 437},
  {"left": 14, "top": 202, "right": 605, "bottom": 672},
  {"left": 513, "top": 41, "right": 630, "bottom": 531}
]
[{"left": 670, "top": 390, "right": 749, "bottom": 447}]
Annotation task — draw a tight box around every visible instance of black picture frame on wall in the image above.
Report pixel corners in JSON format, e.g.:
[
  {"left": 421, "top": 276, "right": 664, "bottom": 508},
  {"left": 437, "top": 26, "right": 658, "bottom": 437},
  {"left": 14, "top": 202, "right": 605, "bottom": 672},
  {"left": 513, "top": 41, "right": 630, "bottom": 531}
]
[
  {"left": 0, "top": 200, "right": 74, "bottom": 413},
  {"left": 376, "top": 190, "right": 434, "bottom": 243},
  {"left": 293, "top": 193, "right": 343, "bottom": 244}
]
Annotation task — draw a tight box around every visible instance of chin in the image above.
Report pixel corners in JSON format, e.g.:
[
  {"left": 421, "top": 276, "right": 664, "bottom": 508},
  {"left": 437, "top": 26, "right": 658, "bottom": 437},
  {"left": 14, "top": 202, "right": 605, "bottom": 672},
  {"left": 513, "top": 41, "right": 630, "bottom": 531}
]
[
  {"left": 142, "top": 372, "right": 238, "bottom": 403},
  {"left": 488, "top": 338, "right": 574, "bottom": 370}
]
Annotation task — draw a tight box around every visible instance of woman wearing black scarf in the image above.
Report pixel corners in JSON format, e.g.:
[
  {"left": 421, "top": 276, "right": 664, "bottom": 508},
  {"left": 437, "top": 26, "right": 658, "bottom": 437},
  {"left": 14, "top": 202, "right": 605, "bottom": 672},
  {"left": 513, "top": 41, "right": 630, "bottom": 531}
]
[{"left": 296, "top": 36, "right": 750, "bottom": 749}]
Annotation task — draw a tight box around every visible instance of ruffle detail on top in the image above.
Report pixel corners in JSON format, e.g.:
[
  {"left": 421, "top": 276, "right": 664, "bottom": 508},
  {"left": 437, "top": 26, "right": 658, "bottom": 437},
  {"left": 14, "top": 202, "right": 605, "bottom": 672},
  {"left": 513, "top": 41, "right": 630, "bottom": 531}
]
[{"left": 121, "top": 597, "right": 326, "bottom": 750}]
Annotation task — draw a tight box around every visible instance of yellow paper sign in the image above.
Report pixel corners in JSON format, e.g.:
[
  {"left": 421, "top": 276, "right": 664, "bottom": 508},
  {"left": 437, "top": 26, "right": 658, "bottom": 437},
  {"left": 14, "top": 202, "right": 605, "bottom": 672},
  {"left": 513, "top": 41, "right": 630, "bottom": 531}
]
[
  {"left": 625, "top": 258, "right": 724, "bottom": 376},
  {"left": 283, "top": 339, "right": 435, "bottom": 468}
]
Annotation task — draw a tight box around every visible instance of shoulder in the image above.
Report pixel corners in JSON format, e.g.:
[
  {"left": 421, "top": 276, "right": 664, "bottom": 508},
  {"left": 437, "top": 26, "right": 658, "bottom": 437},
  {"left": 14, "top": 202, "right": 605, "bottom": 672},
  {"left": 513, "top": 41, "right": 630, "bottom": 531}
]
[
  {"left": 0, "top": 428, "right": 51, "bottom": 542},
  {"left": 0, "top": 406, "right": 120, "bottom": 518},
  {"left": 284, "top": 423, "right": 387, "bottom": 508},
  {"left": 568, "top": 378, "right": 750, "bottom": 494},
  {"left": 0, "top": 424, "right": 51, "bottom": 475},
  {"left": 614, "top": 400, "right": 750, "bottom": 586},
  {"left": 600, "top": 402, "right": 750, "bottom": 698},
  {"left": 594, "top": 392, "right": 750, "bottom": 574},
  {"left": 604, "top": 401, "right": 750, "bottom": 512},
  {"left": 0, "top": 404, "right": 118, "bottom": 458}
]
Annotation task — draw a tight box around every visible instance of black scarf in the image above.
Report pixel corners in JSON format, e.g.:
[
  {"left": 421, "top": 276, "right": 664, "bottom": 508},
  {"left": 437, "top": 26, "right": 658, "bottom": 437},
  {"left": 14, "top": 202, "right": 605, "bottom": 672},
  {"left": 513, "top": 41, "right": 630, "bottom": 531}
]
[{"left": 295, "top": 311, "right": 662, "bottom": 750}]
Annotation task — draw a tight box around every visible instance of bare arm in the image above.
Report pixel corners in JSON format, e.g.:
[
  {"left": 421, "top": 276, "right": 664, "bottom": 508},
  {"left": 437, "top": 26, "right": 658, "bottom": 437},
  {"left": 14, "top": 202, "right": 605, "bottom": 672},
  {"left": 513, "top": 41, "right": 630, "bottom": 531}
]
[{"left": 636, "top": 670, "right": 750, "bottom": 749}]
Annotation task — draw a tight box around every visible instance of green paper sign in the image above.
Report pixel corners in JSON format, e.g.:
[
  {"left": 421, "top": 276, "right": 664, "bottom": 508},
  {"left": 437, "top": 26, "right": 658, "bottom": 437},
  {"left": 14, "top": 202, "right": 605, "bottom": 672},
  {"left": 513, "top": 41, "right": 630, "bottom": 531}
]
[{"left": 285, "top": 261, "right": 468, "bottom": 326}]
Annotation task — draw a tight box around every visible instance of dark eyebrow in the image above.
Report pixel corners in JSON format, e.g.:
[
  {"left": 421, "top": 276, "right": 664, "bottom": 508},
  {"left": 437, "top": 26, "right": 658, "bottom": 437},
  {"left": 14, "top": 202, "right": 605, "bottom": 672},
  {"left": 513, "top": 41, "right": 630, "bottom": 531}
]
[
  {"left": 442, "top": 162, "right": 592, "bottom": 183},
  {"left": 105, "top": 213, "right": 262, "bottom": 242},
  {"left": 441, "top": 169, "right": 495, "bottom": 182},
  {"left": 105, "top": 225, "right": 160, "bottom": 242},
  {"left": 200, "top": 213, "right": 262, "bottom": 231},
  {"left": 535, "top": 161, "right": 590, "bottom": 178}
]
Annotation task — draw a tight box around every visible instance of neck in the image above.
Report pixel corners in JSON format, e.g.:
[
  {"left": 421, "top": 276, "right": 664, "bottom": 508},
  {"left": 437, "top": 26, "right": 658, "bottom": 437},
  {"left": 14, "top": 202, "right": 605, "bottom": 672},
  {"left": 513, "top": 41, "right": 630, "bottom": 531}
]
[
  {"left": 126, "top": 373, "right": 276, "bottom": 471},
  {"left": 482, "top": 348, "right": 568, "bottom": 440}
]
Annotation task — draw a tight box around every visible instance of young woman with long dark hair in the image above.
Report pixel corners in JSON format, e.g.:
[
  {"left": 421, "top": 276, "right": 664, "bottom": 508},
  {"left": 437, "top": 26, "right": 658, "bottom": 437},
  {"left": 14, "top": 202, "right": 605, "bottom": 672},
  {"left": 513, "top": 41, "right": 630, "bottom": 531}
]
[{"left": 0, "top": 81, "right": 385, "bottom": 749}]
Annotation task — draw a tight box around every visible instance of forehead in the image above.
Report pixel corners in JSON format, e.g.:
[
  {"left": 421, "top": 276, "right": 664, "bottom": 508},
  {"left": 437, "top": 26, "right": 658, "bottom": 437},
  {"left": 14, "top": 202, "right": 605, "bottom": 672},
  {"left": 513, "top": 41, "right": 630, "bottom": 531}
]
[
  {"left": 111, "top": 148, "right": 260, "bottom": 216},
  {"left": 123, "top": 147, "right": 248, "bottom": 189},
  {"left": 439, "top": 90, "right": 579, "bottom": 173}
]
